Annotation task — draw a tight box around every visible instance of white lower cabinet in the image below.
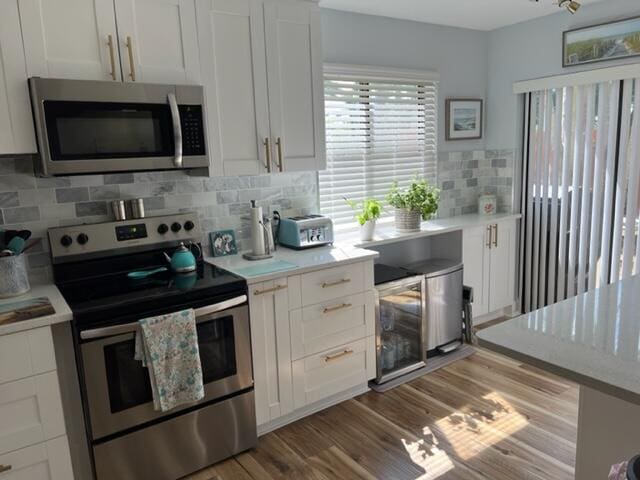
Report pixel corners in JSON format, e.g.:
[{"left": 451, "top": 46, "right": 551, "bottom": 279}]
[
  {"left": 249, "top": 279, "right": 293, "bottom": 425},
  {"left": 292, "top": 337, "right": 375, "bottom": 409},
  {"left": 0, "top": 327, "right": 73, "bottom": 479},
  {"left": 249, "top": 260, "right": 376, "bottom": 430},
  {"left": 0, "top": 436, "right": 73, "bottom": 480},
  {"left": 463, "top": 219, "right": 517, "bottom": 317}
]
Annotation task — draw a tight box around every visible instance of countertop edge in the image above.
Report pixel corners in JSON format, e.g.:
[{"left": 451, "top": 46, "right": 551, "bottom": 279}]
[{"left": 477, "top": 338, "right": 640, "bottom": 406}]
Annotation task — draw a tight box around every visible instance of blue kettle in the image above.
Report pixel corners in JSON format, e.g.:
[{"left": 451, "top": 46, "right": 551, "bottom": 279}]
[{"left": 163, "top": 242, "right": 199, "bottom": 273}]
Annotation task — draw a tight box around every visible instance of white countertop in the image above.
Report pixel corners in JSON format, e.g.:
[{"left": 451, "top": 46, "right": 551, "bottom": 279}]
[
  {"left": 336, "top": 213, "right": 522, "bottom": 248},
  {"left": 477, "top": 275, "right": 640, "bottom": 405},
  {"left": 206, "top": 245, "right": 379, "bottom": 284},
  {"left": 0, "top": 284, "right": 73, "bottom": 336}
]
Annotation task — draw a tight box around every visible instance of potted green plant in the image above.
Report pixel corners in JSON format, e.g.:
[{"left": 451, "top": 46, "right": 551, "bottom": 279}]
[
  {"left": 386, "top": 177, "right": 440, "bottom": 232},
  {"left": 344, "top": 198, "right": 382, "bottom": 241}
]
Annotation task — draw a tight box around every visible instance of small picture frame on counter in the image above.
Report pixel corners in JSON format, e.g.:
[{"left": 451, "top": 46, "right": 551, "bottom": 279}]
[
  {"left": 210, "top": 230, "right": 238, "bottom": 257},
  {"left": 478, "top": 194, "right": 497, "bottom": 216}
]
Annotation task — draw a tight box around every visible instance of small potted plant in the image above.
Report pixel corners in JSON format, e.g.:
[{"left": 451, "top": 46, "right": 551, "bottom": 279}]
[
  {"left": 386, "top": 177, "right": 440, "bottom": 232},
  {"left": 344, "top": 197, "right": 382, "bottom": 241}
]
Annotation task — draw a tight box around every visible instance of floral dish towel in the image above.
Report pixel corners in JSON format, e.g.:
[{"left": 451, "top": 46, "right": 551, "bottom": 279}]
[{"left": 135, "top": 309, "right": 204, "bottom": 412}]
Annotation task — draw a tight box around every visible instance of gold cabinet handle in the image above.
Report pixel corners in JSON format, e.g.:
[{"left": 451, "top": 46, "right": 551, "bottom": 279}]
[
  {"left": 324, "top": 349, "right": 354, "bottom": 363},
  {"left": 106, "top": 34, "right": 117, "bottom": 80},
  {"left": 323, "top": 303, "right": 352, "bottom": 314},
  {"left": 321, "top": 278, "right": 351, "bottom": 288},
  {"left": 492, "top": 224, "right": 498, "bottom": 247},
  {"left": 486, "top": 225, "right": 492, "bottom": 249},
  {"left": 263, "top": 137, "right": 271, "bottom": 172},
  {"left": 125, "top": 36, "right": 136, "bottom": 81},
  {"left": 275, "top": 137, "right": 283, "bottom": 172},
  {"left": 0, "top": 465, "right": 12, "bottom": 473},
  {"left": 254, "top": 284, "right": 286, "bottom": 296}
]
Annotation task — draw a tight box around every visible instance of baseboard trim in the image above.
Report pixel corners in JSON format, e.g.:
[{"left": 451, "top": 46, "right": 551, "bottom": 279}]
[{"left": 257, "top": 383, "right": 370, "bottom": 436}]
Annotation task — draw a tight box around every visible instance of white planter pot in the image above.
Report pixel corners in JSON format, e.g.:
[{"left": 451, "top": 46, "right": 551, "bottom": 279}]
[
  {"left": 360, "top": 220, "right": 376, "bottom": 241},
  {"left": 394, "top": 208, "right": 421, "bottom": 232}
]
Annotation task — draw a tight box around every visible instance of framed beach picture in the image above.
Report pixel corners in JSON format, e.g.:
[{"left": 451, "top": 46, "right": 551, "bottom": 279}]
[
  {"left": 563, "top": 16, "right": 640, "bottom": 67},
  {"left": 210, "top": 230, "right": 238, "bottom": 257},
  {"left": 445, "top": 99, "right": 483, "bottom": 140}
]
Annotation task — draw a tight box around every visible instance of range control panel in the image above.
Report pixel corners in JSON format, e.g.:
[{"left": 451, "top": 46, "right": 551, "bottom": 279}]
[{"left": 49, "top": 213, "right": 201, "bottom": 263}]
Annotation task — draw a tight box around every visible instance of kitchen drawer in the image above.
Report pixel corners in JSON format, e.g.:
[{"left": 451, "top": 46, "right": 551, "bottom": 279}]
[
  {"left": 0, "top": 435, "right": 74, "bottom": 480},
  {"left": 0, "top": 327, "right": 56, "bottom": 386},
  {"left": 290, "top": 291, "right": 375, "bottom": 361},
  {"left": 0, "top": 372, "right": 65, "bottom": 455},
  {"left": 292, "top": 337, "right": 375, "bottom": 409},
  {"left": 299, "top": 262, "right": 366, "bottom": 306}
]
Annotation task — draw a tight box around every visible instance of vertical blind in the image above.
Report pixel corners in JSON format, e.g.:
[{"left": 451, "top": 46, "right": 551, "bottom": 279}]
[
  {"left": 522, "top": 78, "right": 640, "bottom": 312},
  {"left": 319, "top": 73, "right": 438, "bottom": 227}
]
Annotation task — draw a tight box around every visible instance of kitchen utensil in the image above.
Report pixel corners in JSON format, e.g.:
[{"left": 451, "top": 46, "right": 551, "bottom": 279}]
[
  {"left": 17, "top": 230, "right": 31, "bottom": 241},
  {"left": 111, "top": 200, "right": 127, "bottom": 221},
  {"left": 129, "top": 198, "right": 145, "bottom": 219},
  {"left": 3, "top": 230, "right": 19, "bottom": 244},
  {"left": 127, "top": 267, "right": 168, "bottom": 280},
  {"left": 21, "top": 239, "right": 39, "bottom": 254},
  {"left": 6, "top": 236, "right": 25, "bottom": 255},
  {"left": 163, "top": 242, "right": 198, "bottom": 273}
]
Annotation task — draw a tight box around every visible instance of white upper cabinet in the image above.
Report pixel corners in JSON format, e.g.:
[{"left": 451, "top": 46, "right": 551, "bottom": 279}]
[
  {"left": 196, "top": 0, "right": 270, "bottom": 176},
  {"left": 264, "top": 0, "right": 325, "bottom": 172},
  {"left": 114, "top": 0, "right": 201, "bottom": 84},
  {"left": 19, "top": 0, "right": 121, "bottom": 81},
  {"left": 0, "top": 1, "right": 36, "bottom": 154}
]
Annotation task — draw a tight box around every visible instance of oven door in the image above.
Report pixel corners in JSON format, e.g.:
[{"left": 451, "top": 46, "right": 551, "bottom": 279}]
[{"left": 80, "top": 298, "right": 252, "bottom": 440}]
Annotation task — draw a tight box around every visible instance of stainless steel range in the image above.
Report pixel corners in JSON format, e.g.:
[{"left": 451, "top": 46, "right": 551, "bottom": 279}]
[{"left": 49, "top": 213, "right": 256, "bottom": 480}]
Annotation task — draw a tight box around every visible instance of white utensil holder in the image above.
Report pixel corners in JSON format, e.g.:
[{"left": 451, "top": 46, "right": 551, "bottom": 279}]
[{"left": 0, "top": 254, "right": 30, "bottom": 298}]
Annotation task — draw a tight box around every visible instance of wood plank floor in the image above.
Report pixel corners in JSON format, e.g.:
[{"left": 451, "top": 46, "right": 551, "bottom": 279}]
[{"left": 185, "top": 348, "right": 578, "bottom": 480}]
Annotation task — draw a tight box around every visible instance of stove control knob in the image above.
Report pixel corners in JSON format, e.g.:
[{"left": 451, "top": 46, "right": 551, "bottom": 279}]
[
  {"left": 60, "top": 235, "right": 73, "bottom": 247},
  {"left": 184, "top": 220, "right": 195, "bottom": 231},
  {"left": 77, "top": 233, "right": 89, "bottom": 245},
  {"left": 157, "top": 223, "right": 169, "bottom": 234},
  {"left": 171, "top": 222, "right": 182, "bottom": 233}
]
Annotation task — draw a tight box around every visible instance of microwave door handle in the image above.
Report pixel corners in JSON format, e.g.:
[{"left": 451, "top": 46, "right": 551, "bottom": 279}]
[
  {"left": 167, "top": 92, "right": 183, "bottom": 168},
  {"left": 79, "top": 295, "right": 248, "bottom": 340}
]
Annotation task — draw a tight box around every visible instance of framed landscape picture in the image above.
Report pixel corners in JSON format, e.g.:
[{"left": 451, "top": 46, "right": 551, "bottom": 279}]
[
  {"left": 564, "top": 16, "right": 640, "bottom": 67},
  {"left": 210, "top": 229, "right": 238, "bottom": 257},
  {"left": 445, "top": 99, "right": 483, "bottom": 140}
]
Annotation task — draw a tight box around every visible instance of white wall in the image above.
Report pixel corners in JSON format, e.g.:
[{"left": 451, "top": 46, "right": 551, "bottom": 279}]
[
  {"left": 320, "top": 9, "right": 488, "bottom": 152},
  {"left": 487, "top": 0, "right": 640, "bottom": 151}
]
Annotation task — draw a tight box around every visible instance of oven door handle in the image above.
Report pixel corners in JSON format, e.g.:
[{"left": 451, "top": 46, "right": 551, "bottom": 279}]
[
  {"left": 167, "top": 92, "right": 183, "bottom": 168},
  {"left": 79, "top": 294, "right": 247, "bottom": 340}
]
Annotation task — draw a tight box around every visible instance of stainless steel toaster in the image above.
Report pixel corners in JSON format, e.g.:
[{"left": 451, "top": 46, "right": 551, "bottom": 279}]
[{"left": 277, "top": 215, "right": 333, "bottom": 249}]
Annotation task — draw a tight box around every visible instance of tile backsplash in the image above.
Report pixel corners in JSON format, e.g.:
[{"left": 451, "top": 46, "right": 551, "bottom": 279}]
[
  {"left": 0, "top": 156, "right": 318, "bottom": 282},
  {"left": 1, "top": 150, "right": 514, "bottom": 282}
]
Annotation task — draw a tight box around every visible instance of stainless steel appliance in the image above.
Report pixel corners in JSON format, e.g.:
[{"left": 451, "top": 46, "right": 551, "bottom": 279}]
[
  {"left": 276, "top": 214, "right": 333, "bottom": 249},
  {"left": 29, "top": 77, "right": 208, "bottom": 176},
  {"left": 373, "top": 264, "right": 427, "bottom": 384},
  {"left": 405, "top": 258, "right": 464, "bottom": 353},
  {"left": 49, "top": 213, "right": 256, "bottom": 480}
]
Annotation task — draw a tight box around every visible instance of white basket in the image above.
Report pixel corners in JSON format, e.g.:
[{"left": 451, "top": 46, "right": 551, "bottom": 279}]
[{"left": 394, "top": 208, "right": 421, "bottom": 232}]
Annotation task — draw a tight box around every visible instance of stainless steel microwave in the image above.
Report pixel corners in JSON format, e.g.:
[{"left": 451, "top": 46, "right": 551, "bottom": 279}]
[{"left": 29, "top": 77, "right": 209, "bottom": 176}]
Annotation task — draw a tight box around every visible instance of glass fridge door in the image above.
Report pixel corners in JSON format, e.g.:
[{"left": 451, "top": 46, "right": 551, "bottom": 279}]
[{"left": 376, "top": 277, "right": 426, "bottom": 383}]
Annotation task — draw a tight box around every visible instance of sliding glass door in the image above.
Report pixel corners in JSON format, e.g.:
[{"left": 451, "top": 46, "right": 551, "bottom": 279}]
[{"left": 522, "top": 78, "right": 640, "bottom": 312}]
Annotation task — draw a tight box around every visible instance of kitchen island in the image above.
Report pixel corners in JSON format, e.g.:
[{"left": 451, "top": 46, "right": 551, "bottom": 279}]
[{"left": 477, "top": 275, "right": 640, "bottom": 479}]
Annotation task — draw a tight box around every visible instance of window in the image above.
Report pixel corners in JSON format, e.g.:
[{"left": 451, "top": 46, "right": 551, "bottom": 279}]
[{"left": 319, "top": 65, "right": 439, "bottom": 228}]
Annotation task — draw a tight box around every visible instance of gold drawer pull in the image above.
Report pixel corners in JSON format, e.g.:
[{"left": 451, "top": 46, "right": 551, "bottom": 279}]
[
  {"left": 324, "top": 349, "right": 354, "bottom": 363},
  {"left": 254, "top": 284, "right": 287, "bottom": 296},
  {"left": 323, "top": 303, "right": 352, "bottom": 314},
  {"left": 0, "top": 465, "right": 12, "bottom": 474},
  {"left": 321, "top": 278, "right": 351, "bottom": 288}
]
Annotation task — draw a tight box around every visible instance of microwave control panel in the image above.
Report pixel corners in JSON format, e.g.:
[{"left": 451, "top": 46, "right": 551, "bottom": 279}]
[{"left": 179, "top": 105, "right": 206, "bottom": 156}]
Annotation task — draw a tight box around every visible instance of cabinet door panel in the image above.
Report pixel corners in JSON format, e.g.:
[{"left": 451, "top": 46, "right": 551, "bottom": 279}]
[
  {"left": 249, "top": 279, "right": 293, "bottom": 426},
  {"left": 462, "top": 225, "right": 491, "bottom": 317},
  {"left": 0, "top": 1, "right": 36, "bottom": 154},
  {"left": 0, "top": 436, "right": 73, "bottom": 480},
  {"left": 20, "top": 0, "right": 120, "bottom": 81},
  {"left": 114, "top": 0, "right": 200, "bottom": 84},
  {"left": 264, "top": 0, "right": 325, "bottom": 172},
  {"left": 489, "top": 220, "right": 517, "bottom": 311},
  {"left": 197, "top": 0, "right": 270, "bottom": 176}
]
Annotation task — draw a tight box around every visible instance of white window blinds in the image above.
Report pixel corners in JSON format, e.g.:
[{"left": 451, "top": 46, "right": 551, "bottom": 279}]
[
  {"left": 319, "top": 69, "right": 438, "bottom": 227},
  {"left": 522, "top": 78, "right": 640, "bottom": 312}
]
